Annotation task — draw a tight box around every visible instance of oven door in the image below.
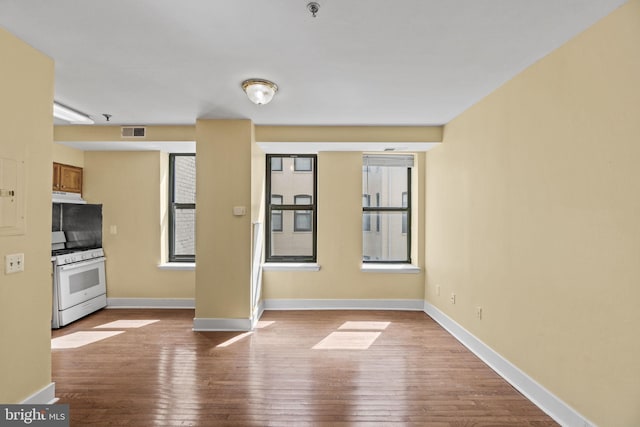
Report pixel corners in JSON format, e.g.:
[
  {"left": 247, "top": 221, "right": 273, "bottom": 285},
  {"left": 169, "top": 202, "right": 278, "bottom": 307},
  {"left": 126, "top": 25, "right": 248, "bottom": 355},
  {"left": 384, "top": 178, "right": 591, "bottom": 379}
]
[{"left": 56, "top": 257, "right": 106, "bottom": 311}]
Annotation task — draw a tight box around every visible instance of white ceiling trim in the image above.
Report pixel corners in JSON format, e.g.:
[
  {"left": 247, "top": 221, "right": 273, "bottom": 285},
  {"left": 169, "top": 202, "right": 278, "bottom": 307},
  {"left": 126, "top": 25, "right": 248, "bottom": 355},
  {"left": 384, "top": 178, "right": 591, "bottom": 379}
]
[{"left": 55, "top": 140, "right": 437, "bottom": 153}]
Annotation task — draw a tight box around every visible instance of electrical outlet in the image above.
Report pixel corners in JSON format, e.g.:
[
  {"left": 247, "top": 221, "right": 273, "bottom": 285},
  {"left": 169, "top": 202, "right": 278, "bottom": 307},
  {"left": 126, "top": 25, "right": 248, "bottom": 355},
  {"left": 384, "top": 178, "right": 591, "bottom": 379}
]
[
  {"left": 476, "top": 306, "right": 483, "bottom": 320},
  {"left": 436, "top": 285, "right": 441, "bottom": 296},
  {"left": 5, "top": 253, "right": 24, "bottom": 274},
  {"left": 450, "top": 293, "right": 456, "bottom": 304}
]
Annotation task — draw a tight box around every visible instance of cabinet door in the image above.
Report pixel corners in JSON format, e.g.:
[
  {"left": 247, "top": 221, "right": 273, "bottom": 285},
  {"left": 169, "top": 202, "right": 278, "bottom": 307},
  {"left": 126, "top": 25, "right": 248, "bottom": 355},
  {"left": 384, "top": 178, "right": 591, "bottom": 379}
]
[
  {"left": 58, "top": 164, "right": 83, "bottom": 193},
  {"left": 52, "top": 163, "right": 61, "bottom": 190}
]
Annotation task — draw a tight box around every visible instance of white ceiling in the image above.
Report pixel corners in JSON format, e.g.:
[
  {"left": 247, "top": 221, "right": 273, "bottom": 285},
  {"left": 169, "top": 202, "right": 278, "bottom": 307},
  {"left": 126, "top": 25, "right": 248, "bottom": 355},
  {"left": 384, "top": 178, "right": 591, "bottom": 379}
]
[{"left": 0, "top": 1, "right": 626, "bottom": 127}]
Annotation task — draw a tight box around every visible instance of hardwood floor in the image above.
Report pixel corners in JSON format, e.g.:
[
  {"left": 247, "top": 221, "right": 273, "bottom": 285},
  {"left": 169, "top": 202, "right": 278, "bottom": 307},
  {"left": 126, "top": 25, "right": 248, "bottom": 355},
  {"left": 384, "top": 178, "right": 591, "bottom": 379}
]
[{"left": 51, "top": 309, "right": 557, "bottom": 426}]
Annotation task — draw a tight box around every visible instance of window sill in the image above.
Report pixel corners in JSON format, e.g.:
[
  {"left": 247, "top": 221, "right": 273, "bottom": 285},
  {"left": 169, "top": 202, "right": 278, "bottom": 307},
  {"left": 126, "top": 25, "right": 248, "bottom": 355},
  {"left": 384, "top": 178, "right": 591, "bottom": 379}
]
[
  {"left": 361, "top": 263, "right": 421, "bottom": 274},
  {"left": 262, "top": 263, "right": 321, "bottom": 272},
  {"left": 158, "top": 262, "right": 196, "bottom": 271}
]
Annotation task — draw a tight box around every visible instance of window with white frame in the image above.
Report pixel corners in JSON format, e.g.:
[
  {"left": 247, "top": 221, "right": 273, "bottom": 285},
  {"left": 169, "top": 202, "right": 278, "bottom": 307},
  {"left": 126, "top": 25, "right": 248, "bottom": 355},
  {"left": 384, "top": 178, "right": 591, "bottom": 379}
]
[
  {"left": 266, "top": 155, "right": 317, "bottom": 262},
  {"left": 169, "top": 154, "right": 196, "bottom": 262},
  {"left": 362, "top": 154, "right": 412, "bottom": 263}
]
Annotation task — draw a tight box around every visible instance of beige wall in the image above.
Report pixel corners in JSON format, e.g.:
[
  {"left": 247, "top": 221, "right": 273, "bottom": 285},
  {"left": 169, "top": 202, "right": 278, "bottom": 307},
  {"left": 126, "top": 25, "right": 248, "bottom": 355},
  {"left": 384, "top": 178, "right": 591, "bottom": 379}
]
[
  {"left": 83, "top": 151, "right": 195, "bottom": 299},
  {"left": 263, "top": 151, "right": 425, "bottom": 300},
  {"left": 53, "top": 124, "right": 431, "bottom": 306},
  {"left": 256, "top": 125, "right": 442, "bottom": 143},
  {"left": 425, "top": 1, "right": 640, "bottom": 425},
  {"left": 52, "top": 143, "right": 84, "bottom": 167},
  {"left": 54, "top": 125, "right": 195, "bottom": 142},
  {"left": 195, "top": 120, "right": 253, "bottom": 319},
  {"left": 0, "top": 29, "right": 54, "bottom": 402}
]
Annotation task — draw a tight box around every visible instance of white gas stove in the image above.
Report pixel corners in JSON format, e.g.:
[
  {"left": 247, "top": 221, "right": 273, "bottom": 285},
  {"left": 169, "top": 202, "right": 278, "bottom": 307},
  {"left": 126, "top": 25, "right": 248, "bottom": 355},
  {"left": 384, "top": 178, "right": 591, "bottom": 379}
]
[{"left": 51, "top": 232, "right": 107, "bottom": 328}]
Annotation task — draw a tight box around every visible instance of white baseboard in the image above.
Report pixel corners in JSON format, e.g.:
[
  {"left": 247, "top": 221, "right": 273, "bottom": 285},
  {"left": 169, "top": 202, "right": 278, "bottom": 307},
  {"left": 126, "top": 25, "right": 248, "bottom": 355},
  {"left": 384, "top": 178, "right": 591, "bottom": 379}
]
[
  {"left": 264, "top": 298, "right": 424, "bottom": 311},
  {"left": 20, "top": 382, "right": 57, "bottom": 404},
  {"left": 107, "top": 298, "right": 195, "bottom": 309},
  {"left": 423, "top": 301, "right": 595, "bottom": 427},
  {"left": 251, "top": 300, "right": 265, "bottom": 329},
  {"left": 193, "top": 317, "right": 252, "bottom": 331}
]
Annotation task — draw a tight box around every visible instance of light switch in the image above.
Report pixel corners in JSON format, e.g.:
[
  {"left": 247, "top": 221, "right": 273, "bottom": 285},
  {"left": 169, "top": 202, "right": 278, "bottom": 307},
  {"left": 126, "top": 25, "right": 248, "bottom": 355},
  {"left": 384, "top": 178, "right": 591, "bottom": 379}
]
[
  {"left": 109, "top": 225, "right": 118, "bottom": 235},
  {"left": 5, "top": 253, "right": 24, "bottom": 274},
  {"left": 233, "top": 206, "right": 247, "bottom": 216}
]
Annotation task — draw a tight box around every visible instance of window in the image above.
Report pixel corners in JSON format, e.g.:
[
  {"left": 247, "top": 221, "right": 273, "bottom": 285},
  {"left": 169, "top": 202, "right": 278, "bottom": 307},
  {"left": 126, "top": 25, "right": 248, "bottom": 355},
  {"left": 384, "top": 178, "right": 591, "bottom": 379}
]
[
  {"left": 271, "top": 195, "right": 283, "bottom": 232},
  {"left": 266, "top": 155, "right": 317, "bottom": 262},
  {"left": 362, "top": 155, "right": 412, "bottom": 263},
  {"left": 169, "top": 154, "right": 196, "bottom": 262},
  {"left": 294, "top": 195, "right": 313, "bottom": 232}
]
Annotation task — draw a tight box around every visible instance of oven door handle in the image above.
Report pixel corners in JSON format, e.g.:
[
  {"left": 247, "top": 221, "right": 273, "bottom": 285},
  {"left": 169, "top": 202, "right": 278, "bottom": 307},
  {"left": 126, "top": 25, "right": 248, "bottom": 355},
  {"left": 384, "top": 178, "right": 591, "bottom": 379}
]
[{"left": 58, "top": 257, "right": 106, "bottom": 272}]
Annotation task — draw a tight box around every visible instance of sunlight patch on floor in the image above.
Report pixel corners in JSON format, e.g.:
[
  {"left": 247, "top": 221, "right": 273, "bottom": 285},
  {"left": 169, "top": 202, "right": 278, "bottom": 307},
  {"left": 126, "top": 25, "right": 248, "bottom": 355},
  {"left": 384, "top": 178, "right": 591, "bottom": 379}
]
[
  {"left": 216, "top": 332, "right": 253, "bottom": 348},
  {"left": 255, "top": 320, "right": 275, "bottom": 329},
  {"left": 338, "top": 321, "right": 390, "bottom": 330},
  {"left": 52, "top": 331, "right": 124, "bottom": 349},
  {"left": 312, "top": 331, "right": 381, "bottom": 350},
  {"left": 93, "top": 319, "right": 159, "bottom": 329}
]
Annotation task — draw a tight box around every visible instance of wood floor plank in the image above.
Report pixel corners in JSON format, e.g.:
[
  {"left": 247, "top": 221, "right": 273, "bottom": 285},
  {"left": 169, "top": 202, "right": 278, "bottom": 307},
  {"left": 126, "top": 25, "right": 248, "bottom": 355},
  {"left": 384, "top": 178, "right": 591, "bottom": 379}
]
[{"left": 51, "top": 309, "right": 558, "bottom": 426}]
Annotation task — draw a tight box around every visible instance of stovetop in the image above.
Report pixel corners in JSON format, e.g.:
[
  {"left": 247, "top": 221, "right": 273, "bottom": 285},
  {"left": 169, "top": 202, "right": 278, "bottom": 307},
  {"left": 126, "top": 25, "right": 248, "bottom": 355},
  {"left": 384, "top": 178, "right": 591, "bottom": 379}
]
[
  {"left": 52, "top": 249, "right": 80, "bottom": 256},
  {"left": 52, "top": 247, "right": 104, "bottom": 266}
]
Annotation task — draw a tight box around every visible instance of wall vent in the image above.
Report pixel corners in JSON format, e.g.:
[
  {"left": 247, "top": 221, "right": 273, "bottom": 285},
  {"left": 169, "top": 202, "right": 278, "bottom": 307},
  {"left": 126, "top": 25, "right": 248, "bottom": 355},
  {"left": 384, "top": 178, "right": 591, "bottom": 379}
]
[{"left": 121, "top": 127, "right": 146, "bottom": 138}]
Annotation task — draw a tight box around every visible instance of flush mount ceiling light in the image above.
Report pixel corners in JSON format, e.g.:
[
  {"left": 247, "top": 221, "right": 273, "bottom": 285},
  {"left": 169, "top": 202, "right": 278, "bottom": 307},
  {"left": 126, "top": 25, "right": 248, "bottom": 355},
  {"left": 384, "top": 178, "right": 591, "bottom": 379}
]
[
  {"left": 241, "top": 79, "right": 278, "bottom": 105},
  {"left": 53, "top": 101, "right": 94, "bottom": 124}
]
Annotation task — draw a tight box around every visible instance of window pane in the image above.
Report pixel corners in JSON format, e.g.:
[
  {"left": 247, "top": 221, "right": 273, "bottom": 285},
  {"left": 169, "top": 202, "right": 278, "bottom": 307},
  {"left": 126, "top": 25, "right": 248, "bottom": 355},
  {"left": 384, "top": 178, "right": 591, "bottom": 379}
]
[
  {"left": 294, "top": 210, "right": 312, "bottom": 231},
  {"left": 294, "top": 195, "right": 312, "bottom": 205},
  {"left": 174, "top": 156, "right": 196, "bottom": 204},
  {"left": 271, "top": 194, "right": 283, "bottom": 231},
  {"left": 272, "top": 211, "right": 282, "bottom": 232},
  {"left": 174, "top": 208, "right": 195, "bottom": 256},
  {"left": 271, "top": 157, "right": 283, "bottom": 171},
  {"left": 271, "top": 211, "right": 314, "bottom": 256},
  {"left": 363, "top": 211, "right": 407, "bottom": 262},
  {"left": 375, "top": 193, "right": 381, "bottom": 232},
  {"left": 362, "top": 165, "right": 407, "bottom": 208},
  {"left": 294, "top": 157, "right": 312, "bottom": 171},
  {"left": 271, "top": 158, "right": 314, "bottom": 200},
  {"left": 402, "top": 192, "right": 408, "bottom": 233},
  {"left": 362, "top": 194, "right": 371, "bottom": 231},
  {"left": 294, "top": 194, "right": 313, "bottom": 231}
]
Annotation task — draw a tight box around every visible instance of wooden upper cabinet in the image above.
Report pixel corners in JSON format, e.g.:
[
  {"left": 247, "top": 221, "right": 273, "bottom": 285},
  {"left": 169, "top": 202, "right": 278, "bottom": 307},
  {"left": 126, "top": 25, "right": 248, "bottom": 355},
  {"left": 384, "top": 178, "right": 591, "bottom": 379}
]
[
  {"left": 52, "top": 163, "right": 60, "bottom": 190},
  {"left": 53, "top": 162, "right": 83, "bottom": 194}
]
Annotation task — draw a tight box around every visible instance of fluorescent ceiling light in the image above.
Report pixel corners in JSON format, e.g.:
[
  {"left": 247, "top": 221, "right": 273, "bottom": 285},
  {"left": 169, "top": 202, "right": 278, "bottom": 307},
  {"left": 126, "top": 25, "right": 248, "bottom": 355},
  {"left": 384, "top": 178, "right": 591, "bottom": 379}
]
[{"left": 53, "top": 101, "right": 94, "bottom": 124}]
